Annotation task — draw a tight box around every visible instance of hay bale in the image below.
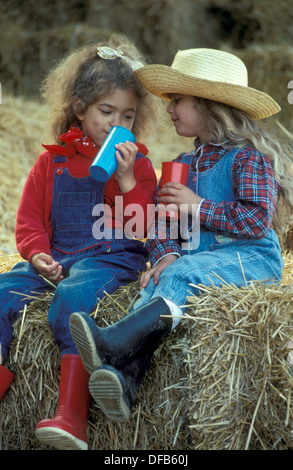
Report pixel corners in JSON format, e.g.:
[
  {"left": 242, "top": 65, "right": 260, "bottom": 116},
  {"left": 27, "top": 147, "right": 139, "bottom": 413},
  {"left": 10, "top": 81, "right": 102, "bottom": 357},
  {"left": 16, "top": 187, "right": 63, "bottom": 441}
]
[
  {"left": 1, "top": 252, "right": 293, "bottom": 450},
  {"left": 206, "top": 0, "right": 293, "bottom": 47},
  {"left": 1, "top": 280, "right": 192, "bottom": 451},
  {"left": 0, "top": 0, "right": 219, "bottom": 91},
  {"left": 235, "top": 45, "right": 293, "bottom": 131},
  {"left": 185, "top": 280, "right": 293, "bottom": 450},
  {"left": 0, "top": 250, "right": 22, "bottom": 273},
  {"left": 0, "top": 93, "right": 193, "bottom": 253},
  {"left": 0, "top": 23, "right": 111, "bottom": 96},
  {"left": 0, "top": 94, "right": 49, "bottom": 253}
]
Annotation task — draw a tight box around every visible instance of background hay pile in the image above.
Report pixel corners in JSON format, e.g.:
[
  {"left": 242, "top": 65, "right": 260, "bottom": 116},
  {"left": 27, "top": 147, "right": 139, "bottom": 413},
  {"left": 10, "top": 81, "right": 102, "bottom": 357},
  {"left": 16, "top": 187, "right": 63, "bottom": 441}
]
[
  {"left": 1, "top": 0, "right": 293, "bottom": 451},
  {"left": 0, "top": 93, "right": 193, "bottom": 254},
  {"left": 1, "top": 93, "right": 293, "bottom": 253},
  {"left": 0, "top": 95, "right": 48, "bottom": 253},
  {"left": 0, "top": 252, "right": 292, "bottom": 450},
  {"left": 236, "top": 45, "right": 293, "bottom": 130},
  {"left": 1, "top": 1, "right": 293, "bottom": 130}
]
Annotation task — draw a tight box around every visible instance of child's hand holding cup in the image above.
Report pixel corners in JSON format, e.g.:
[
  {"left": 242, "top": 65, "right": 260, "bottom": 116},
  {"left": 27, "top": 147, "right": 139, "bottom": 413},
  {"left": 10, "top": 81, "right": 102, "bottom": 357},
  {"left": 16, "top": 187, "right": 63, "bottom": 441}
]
[
  {"left": 90, "top": 126, "right": 136, "bottom": 182},
  {"left": 158, "top": 161, "right": 189, "bottom": 218}
]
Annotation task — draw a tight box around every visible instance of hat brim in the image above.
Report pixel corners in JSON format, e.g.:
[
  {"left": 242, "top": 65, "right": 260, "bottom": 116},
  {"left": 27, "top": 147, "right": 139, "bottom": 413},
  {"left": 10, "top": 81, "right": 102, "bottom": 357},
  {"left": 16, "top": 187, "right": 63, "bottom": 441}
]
[{"left": 136, "top": 64, "right": 280, "bottom": 120}]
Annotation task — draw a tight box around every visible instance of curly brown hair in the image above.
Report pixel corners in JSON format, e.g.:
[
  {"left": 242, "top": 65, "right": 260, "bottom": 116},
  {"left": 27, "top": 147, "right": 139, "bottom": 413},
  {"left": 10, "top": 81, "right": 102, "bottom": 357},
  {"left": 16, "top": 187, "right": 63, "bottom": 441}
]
[{"left": 41, "top": 34, "right": 162, "bottom": 144}]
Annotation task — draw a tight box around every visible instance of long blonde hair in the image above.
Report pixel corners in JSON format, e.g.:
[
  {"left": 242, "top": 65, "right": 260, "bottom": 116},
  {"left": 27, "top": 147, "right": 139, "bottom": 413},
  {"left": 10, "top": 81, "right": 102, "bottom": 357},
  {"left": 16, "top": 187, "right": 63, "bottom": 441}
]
[
  {"left": 41, "top": 34, "right": 162, "bottom": 143},
  {"left": 195, "top": 97, "right": 293, "bottom": 236}
]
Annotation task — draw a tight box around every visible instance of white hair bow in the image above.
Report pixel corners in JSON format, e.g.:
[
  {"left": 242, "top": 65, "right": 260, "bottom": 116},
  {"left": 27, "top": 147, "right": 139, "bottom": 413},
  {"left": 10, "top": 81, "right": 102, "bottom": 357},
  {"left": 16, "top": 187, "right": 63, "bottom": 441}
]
[{"left": 97, "top": 46, "right": 143, "bottom": 71}]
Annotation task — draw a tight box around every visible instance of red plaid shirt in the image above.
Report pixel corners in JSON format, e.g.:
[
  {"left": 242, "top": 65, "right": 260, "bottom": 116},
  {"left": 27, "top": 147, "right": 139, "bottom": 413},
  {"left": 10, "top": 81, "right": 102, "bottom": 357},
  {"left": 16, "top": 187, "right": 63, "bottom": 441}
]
[
  {"left": 147, "top": 141, "right": 278, "bottom": 266},
  {"left": 192, "top": 141, "right": 278, "bottom": 237}
]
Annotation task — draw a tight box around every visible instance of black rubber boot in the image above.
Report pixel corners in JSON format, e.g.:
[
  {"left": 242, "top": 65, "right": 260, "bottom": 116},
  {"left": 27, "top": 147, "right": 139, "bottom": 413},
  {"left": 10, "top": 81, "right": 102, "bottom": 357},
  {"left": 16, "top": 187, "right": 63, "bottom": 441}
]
[
  {"left": 69, "top": 297, "right": 172, "bottom": 374},
  {"left": 88, "top": 349, "right": 154, "bottom": 422}
]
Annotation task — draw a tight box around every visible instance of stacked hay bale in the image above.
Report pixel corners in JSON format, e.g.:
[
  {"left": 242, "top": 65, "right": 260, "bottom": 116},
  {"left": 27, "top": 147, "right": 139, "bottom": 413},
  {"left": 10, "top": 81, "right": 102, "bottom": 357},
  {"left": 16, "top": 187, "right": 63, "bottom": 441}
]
[
  {"left": 1, "top": 1, "right": 293, "bottom": 131},
  {"left": 0, "top": 24, "right": 111, "bottom": 96},
  {"left": 235, "top": 45, "right": 293, "bottom": 131},
  {"left": 0, "top": 251, "right": 292, "bottom": 450}
]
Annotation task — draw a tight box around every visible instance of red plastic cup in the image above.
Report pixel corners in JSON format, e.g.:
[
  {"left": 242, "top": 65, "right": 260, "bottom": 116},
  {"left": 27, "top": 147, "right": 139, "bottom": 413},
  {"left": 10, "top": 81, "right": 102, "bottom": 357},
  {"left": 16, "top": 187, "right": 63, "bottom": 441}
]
[
  {"left": 160, "top": 161, "right": 189, "bottom": 195},
  {"left": 159, "top": 161, "right": 190, "bottom": 218}
]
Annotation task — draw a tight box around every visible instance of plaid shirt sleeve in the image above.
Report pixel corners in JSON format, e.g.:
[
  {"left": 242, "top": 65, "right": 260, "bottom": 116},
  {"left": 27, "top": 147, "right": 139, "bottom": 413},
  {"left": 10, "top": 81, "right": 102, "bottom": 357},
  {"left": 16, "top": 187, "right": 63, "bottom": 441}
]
[
  {"left": 146, "top": 238, "right": 181, "bottom": 267},
  {"left": 200, "top": 146, "right": 278, "bottom": 238}
]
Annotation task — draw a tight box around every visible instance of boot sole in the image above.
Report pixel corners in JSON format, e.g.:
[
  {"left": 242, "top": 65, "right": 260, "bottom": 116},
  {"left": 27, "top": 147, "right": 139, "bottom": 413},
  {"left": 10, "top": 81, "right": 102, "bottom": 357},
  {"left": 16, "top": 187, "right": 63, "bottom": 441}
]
[
  {"left": 35, "top": 426, "right": 88, "bottom": 450},
  {"left": 69, "top": 313, "right": 102, "bottom": 374},
  {"left": 89, "top": 369, "right": 130, "bottom": 422}
]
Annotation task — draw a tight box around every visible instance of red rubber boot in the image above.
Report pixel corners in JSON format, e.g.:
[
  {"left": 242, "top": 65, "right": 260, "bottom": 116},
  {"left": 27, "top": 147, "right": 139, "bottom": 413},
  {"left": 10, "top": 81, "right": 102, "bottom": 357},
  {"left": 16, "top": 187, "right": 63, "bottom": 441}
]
[
  {"left": 0, "top": 365, "right": 14, "bottom": 400},
  {"left": 35, "top": 354, "right": 91, "bottom": 450}
]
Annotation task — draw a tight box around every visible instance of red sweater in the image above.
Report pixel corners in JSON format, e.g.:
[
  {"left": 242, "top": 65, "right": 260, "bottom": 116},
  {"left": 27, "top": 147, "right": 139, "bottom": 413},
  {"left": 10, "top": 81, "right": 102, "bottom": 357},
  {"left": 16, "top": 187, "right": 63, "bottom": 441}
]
[{"left": 16, "top": 145, "right": 157, "bottom": 261}]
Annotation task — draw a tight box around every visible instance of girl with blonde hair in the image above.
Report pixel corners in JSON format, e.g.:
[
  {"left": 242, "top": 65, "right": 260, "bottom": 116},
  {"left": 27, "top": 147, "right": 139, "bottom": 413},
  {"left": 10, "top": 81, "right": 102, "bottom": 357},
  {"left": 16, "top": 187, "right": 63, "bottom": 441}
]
[{"left": 70, "top": 48, "right": 293, "bottom": 425}]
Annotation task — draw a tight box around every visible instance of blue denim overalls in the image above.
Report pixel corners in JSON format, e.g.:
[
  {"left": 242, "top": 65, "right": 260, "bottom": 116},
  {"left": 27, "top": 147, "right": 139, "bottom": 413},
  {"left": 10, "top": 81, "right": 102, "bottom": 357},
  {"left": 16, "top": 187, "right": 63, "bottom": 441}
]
[
  {"left": 0, "top": 156, "right": 147, "bottom": 359},
  {"left": 134, "top": 147, "right": 284, "bottom": 311}
]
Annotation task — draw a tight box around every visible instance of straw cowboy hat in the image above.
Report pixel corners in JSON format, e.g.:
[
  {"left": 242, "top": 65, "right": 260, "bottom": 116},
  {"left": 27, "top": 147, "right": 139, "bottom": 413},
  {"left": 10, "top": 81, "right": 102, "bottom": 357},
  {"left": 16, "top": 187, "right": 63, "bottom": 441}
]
[{"left": 135, "top": 48, "right": 280, "bottom": 120}]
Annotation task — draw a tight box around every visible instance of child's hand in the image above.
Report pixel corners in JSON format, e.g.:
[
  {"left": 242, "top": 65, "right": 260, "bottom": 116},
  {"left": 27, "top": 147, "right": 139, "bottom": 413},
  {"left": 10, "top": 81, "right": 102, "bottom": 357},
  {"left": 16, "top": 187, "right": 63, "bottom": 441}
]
[
  {"left": 114, "top": 141, "right": 137, "bottom": 192},
  {"left": 140, "top": 254, "right": 178, "bottom": 290},
  {"left": 30, "top": 253, "right": 64, "bottom": 284},
  {"left": 158, "top": 182, "right": 203, "bottom": 214}
]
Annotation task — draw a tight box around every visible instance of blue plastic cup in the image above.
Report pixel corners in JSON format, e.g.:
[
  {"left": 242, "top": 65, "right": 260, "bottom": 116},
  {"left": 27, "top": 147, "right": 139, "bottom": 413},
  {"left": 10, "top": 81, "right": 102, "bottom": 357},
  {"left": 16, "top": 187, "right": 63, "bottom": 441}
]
[{"left": 90, "top": 126, "right": 136, "bottom": 182}]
